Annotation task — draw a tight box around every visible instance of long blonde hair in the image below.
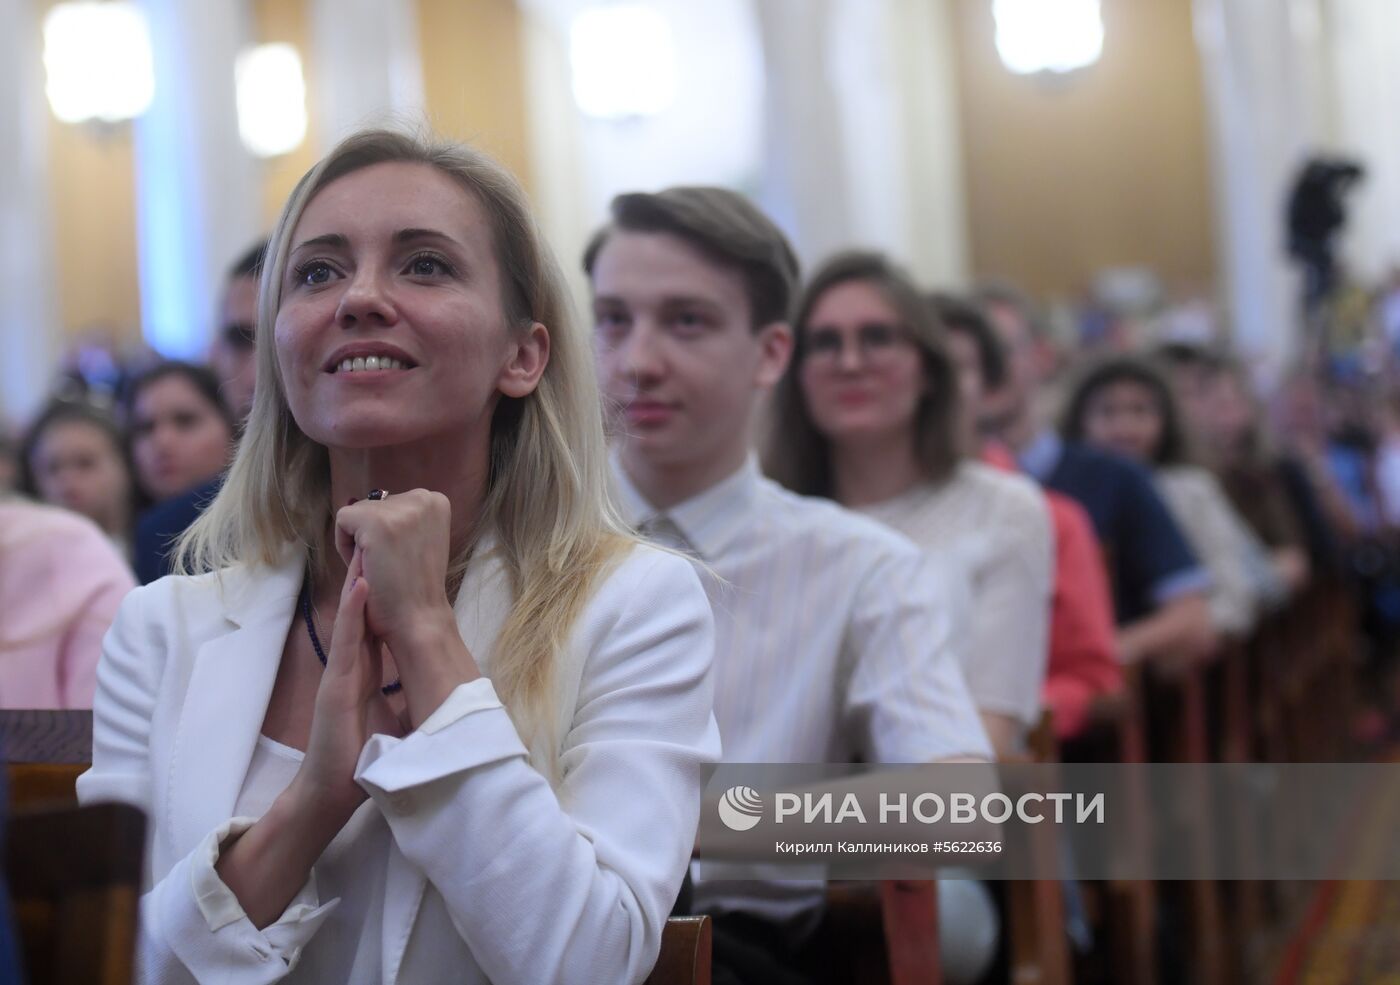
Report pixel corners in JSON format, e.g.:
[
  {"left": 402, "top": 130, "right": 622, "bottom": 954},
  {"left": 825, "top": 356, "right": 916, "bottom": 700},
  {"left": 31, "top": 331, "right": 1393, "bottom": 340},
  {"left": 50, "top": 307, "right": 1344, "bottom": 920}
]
[{"left": 176, "top": 128, "right": 634, "bottom": 764}]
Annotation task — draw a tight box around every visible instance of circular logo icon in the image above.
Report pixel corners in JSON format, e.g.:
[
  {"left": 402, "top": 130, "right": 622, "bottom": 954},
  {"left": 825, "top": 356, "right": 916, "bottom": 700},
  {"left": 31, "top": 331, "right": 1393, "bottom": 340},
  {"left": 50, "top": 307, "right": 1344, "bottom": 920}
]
[{"left": 718, "top": 785, "right": 765, "bottom": 831}]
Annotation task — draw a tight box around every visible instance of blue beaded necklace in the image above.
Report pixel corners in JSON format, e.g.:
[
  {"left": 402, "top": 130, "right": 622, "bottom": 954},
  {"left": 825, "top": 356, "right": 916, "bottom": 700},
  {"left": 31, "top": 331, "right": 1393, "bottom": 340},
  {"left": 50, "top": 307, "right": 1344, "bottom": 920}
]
[{"left": 298, "top": 572, "right": 402, "bottom": 696}]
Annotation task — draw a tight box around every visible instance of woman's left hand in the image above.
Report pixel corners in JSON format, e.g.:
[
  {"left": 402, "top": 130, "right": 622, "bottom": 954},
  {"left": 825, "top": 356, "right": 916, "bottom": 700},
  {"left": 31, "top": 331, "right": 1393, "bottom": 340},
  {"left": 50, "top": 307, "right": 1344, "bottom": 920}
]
[{"left": 334, "top": 489, "right": 481, "bottom": 726}]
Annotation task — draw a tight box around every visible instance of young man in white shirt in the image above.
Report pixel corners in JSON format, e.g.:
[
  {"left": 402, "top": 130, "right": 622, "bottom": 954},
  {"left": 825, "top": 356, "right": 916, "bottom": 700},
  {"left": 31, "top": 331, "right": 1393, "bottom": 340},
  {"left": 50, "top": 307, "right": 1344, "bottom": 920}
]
[{"left": 585, "top": 187, "right": 992, "bottom": 984}]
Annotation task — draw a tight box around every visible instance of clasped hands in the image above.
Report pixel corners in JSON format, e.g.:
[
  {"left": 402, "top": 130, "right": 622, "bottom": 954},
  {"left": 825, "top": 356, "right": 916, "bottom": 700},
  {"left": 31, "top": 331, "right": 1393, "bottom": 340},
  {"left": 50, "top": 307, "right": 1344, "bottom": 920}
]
[{"left": 295, "top": 489, "right": 481, "bottom": 822}]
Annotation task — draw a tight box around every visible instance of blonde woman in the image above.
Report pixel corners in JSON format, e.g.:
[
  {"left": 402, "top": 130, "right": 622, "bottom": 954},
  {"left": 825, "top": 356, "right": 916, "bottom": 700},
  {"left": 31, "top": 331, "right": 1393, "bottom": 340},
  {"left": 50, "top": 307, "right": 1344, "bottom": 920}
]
[{"left": 77, "top": 129, "right": 720, "bottom": 984}]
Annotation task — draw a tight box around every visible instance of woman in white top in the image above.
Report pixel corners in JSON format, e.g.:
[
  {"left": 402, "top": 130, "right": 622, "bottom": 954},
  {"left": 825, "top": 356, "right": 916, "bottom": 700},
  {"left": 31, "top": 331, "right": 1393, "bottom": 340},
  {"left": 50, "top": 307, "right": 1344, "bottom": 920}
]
[
  {"left": 77, "top": 129, "right": 720, "bottom": 985},
  {"left": 1061, "top": 355, "right": 1290, "bottom": 636},
  {"left": 765, "top": 252, "right": 1053, "bottom": 761}
]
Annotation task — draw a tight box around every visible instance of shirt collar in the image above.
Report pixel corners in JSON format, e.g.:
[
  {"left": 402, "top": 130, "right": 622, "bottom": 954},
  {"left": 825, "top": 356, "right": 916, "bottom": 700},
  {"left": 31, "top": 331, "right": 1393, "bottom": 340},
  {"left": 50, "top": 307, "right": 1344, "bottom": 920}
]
[
  {"left": 609, "top": 452, "right": 762, "bottom": 561},
  {"left": 1018, "top": 429, "right": 1064, "bottom": 481}
]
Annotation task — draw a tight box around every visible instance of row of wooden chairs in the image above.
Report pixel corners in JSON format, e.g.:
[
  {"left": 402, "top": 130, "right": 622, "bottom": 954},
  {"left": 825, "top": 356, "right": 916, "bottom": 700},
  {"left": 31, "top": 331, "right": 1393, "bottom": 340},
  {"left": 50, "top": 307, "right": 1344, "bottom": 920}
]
[
  {"left": 1087, "top": 577, "right": 1356, "bottom": 985},
  {"left": 807, "top": 575, "right": 1363, "bottom": 985}
]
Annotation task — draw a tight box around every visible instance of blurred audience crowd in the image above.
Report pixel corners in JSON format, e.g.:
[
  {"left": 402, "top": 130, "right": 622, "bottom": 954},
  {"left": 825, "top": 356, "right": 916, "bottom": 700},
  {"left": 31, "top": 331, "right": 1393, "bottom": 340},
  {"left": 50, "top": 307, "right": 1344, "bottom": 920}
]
[
  {"left": 0, "top": 242, "right": 263, "bottom": 707},
  {"left": 3, "top": 214, "right": 1400, "bottom": 748}
]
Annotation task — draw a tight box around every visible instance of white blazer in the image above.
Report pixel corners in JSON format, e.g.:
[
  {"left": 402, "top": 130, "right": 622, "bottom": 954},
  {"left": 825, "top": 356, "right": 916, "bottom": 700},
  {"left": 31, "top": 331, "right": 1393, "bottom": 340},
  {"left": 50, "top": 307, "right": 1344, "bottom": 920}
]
[{"left": 77, "top": 538, "right": 720, "bottom": 985}]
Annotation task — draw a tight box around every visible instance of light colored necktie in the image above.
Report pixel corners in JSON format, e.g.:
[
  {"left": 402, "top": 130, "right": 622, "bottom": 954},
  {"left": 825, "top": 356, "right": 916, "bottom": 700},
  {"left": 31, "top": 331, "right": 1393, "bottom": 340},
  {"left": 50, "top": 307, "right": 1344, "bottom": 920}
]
[{"left": 638, "top": 513, "right": 694, "bottom": 554}]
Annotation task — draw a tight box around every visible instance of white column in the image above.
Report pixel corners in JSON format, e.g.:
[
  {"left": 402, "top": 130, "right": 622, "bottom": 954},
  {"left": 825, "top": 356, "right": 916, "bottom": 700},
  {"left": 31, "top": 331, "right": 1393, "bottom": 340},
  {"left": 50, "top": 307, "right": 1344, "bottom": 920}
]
[
  {"left": 519, "top": 0, "right": 969, "bottom": 291},
  {"left": 519, "top": 0, "right": 766, "bottom": 309},
  {"left": 308, "top": 0, "right": 424, "bottom": 150},
  {"left": 1193, "top": 0, "right": 1329, "bottom": 386},
  {"left": 519, "top": 2, "right": 593, "bottom": 313},
  {"left": 134, "top": 0, "right": 260, "bottom": 358},
  {"left": 0, "top": 0, "right": 61, "bottom": 425},
  {"left": 832, "top": 0, "right": 969, "bottom": 288},
  {"left": 1327, "top": 0, "right": 1400, "bottom": 282},
  {"left": 753, "top": 0, "right": 853, "bottom": 271},
  {"left": 756, "top": 0, "right": 969, "bottom": 284}
]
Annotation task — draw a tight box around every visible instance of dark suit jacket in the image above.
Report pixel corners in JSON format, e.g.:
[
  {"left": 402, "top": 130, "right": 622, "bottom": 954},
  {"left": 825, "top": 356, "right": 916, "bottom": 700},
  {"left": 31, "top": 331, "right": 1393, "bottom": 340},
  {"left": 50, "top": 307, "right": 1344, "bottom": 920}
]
[{"left": 133, "top": 477, "right": 222, "bottom": 584}]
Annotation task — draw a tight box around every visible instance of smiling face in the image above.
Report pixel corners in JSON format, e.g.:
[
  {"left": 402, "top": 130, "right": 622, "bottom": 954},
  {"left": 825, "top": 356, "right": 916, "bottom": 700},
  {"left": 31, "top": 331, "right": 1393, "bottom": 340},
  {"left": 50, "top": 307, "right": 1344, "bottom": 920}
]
[
  {"left": 274, "top": 160, "right": 535, "bottom": 453},
  {"left": 1081, "top": 379, "right": 1164, "bottom": 464},
  {"left": 797, "top": 279, "right": 926, "bottom": 446},
  {"left": 590, "top": 229, "right": 790, "bottom": 484}
]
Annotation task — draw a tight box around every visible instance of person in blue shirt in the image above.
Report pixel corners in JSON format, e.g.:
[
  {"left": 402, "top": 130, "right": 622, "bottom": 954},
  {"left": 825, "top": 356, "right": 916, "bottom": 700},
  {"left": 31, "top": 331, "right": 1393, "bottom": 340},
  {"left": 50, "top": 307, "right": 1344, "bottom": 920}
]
[
  {"left": 127, "top": 363, "right": 235, "bottom": 584},
  {"left": 974, "top": 284, "right": 1215, "bottom": 667}
]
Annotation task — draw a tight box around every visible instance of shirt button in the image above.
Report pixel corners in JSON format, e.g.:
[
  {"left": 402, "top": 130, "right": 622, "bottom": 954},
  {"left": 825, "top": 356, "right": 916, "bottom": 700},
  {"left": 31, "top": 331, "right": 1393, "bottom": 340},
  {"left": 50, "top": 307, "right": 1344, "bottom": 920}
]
[{"left": 389, "top": 792, "right": 414, "bottom": 814}]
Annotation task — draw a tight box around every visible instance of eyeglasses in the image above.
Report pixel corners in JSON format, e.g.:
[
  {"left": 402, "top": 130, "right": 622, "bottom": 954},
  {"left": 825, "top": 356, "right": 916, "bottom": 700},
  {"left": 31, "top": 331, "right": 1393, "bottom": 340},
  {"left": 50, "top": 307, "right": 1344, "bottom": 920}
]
[{"left": 802, "top": 322, "right": 911, "bottom": 365}]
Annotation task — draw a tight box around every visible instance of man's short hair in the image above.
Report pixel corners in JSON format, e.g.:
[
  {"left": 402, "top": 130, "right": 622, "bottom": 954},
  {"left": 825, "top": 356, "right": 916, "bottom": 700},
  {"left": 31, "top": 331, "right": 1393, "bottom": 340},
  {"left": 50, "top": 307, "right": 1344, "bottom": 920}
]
[
  {"left": 582, "top": 187, "right": 799, "bottom": 328},
  {"left": 971, "top": 279, "right": 1049, "bottom": 342},
  {"left": 1155, "top": 341, "right": 1228, "bottom": 374},
  {"left": 928, "top": 291, "right": 1008, "bottom": 390},
  {"left": 228, "top": 239, "right": 269, "bottom": 282}
]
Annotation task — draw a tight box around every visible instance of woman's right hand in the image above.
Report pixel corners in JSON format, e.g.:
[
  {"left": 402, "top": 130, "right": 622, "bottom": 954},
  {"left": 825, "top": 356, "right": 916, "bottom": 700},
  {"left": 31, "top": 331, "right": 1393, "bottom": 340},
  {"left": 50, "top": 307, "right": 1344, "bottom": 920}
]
[
  {"left": 290, "top": 548, "right": 405, "bottom": 827},
  {"left": 216, "top": 552, "right": 404, "bottom": 928}
]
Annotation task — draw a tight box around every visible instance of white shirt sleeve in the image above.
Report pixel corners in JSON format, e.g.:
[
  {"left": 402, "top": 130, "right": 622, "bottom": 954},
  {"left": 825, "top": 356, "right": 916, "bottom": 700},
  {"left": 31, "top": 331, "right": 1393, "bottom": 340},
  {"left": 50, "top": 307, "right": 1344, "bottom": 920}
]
[
  {"left": 77, "top": 587, "right": 339, "bottom": 985},
  {"left": 1160, "top": 471, "right": 1261, "bottom": 636},
  {"left": 843, "top": 548, "right": 993, "bottom": 763},
  {"left": 351, "top": 548, "right": 721, "bottom": 985},
  {"left": 961, "top": 483, "right": 1054, "bottom": 726}
]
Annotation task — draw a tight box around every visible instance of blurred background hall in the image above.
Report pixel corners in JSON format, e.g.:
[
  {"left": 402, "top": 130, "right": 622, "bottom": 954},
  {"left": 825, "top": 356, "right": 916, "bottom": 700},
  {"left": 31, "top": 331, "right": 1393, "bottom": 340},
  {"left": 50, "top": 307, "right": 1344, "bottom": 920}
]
[
  {"left": 6, "top": 0, "right": 1400, "bottom": 425},
  {"left": 3, "top": 1, "right": 1400, "bottom": 984}
]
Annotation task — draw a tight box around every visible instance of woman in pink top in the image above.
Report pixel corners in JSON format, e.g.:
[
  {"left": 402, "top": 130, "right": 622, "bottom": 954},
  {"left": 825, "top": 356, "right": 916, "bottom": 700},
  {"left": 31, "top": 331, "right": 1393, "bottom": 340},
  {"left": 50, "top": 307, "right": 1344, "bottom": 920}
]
[{"left": 0, "top": 497, "right": 135, "bottom": 707}]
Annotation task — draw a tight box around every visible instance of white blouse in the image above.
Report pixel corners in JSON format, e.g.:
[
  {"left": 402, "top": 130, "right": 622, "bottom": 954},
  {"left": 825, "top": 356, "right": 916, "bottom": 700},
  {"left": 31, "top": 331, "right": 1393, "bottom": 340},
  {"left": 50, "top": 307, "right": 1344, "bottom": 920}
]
[
  {"left": 1155, "top": 465, "right": 1272, "bottom": 635},
  {"left": 231, "top": 737, "right": 392, "bottom": 983},
  {"left": 857, "top": 462, "right": 1054, "bottom": 729}
]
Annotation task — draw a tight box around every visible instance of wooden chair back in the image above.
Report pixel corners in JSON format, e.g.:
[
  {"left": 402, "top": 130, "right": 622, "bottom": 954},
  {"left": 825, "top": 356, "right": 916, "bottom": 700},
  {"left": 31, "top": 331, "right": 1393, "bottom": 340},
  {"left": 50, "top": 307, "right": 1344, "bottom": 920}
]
[
  {"left": 644, "top": 916, "right": 711, "bottom": 985},
  {"left": 821, "top": 880, "right": 939, "bottom": 985},
  {"left": 1, "top": 710, "right": 91, "bottom": 812},
  {"left": 5, "top": 801, "right": 145, "bottom": 985},
  {"left": 1004, "top": 709, "right": 1072, "bottom": 985},
  {"left": 8, "top": 763, "right": 86, "bottom": 812},
  {"left": 1093, "top": 663, "right": 1159, "bottom": 985}
]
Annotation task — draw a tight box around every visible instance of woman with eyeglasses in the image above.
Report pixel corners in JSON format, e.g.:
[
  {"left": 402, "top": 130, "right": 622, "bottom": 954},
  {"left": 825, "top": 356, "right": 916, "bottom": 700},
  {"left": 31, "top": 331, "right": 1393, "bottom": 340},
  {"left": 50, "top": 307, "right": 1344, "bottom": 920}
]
[
  {"left": 765, "top": 251, "right": 1053, "bottom": 985},
  {"left": 766, "top": 251, "right": 1052, "bottom": 761}
]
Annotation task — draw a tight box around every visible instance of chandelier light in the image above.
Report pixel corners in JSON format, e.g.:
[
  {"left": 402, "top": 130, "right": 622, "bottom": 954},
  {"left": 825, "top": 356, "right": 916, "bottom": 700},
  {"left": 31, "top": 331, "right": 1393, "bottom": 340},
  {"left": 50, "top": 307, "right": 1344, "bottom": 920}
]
[
  {"left": 236, "top": 43, "right": 308, "bottom": 158},
  {"left": 993, "top": 0, "right": 1104, "bottom": 75},
  {"left": 569, "top": 4, "right": 676, "bottom": 120},
  {"left": 43, "top": 1, "right": 155, "bottom": 124}
]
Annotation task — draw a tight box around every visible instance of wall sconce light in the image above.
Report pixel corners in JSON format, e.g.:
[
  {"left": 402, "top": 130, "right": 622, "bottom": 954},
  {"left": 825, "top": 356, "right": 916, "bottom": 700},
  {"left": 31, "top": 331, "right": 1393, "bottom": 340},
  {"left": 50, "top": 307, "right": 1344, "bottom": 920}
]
[
  {"left": 570, "top": 4, "right": 676, "bottom": 120},
  {"left": 993, "top": 0, "right": 1104, "bottom": 75},
  {"left": 236, "top": 43, "right": 308, "bottom": 157},
  {"left": 43, "top": 1, "right": 155, "bottom": 124}
]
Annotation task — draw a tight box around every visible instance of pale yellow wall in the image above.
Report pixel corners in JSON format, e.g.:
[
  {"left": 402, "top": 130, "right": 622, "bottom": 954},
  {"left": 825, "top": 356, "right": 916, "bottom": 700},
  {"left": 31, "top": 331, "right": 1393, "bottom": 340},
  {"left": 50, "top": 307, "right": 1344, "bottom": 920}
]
[
  {"left": 417, "top": 0, "right": 532, "bottom": 192},
  {"left": 951, "top": 0, "right": 1217, "bottom": 299},
  {"left": 48, "top": 118, "right": 142, "bottom": 344},
  {"left": 43, "top": 0, "right": 142, "bottom": 344},
  {"left": 251, "top": 0, "right": 320, "bottom": 229}
]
